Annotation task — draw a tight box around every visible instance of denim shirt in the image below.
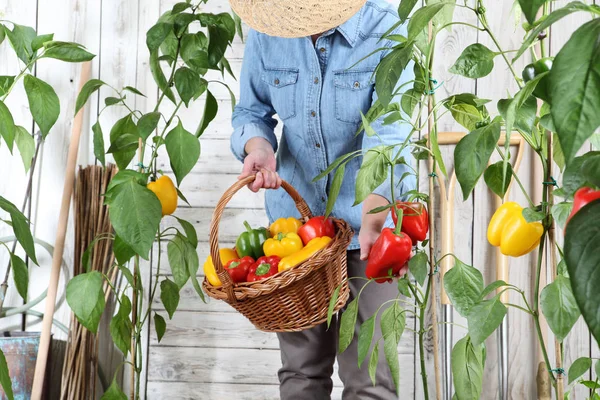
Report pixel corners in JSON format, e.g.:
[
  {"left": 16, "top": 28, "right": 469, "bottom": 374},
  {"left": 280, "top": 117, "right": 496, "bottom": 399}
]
[{"left": 230, "top": 0, "right": 416, "bottom": 250}]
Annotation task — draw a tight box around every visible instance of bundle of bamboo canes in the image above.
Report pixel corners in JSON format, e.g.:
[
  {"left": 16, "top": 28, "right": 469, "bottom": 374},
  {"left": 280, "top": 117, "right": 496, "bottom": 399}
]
[{"left": 60, "top": 164, "right": 119, "bottom": 399}]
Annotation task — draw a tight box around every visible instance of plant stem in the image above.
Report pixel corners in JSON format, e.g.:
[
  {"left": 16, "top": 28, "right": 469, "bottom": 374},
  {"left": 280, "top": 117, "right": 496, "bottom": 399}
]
[{"left": 419, "top": 269, "right": 433, "bottom": 400}]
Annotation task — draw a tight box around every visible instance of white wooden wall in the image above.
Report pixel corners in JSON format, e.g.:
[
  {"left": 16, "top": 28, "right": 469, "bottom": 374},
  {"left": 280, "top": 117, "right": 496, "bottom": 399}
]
[{"left": 0, "top": 0, "right": 597, "bottom": 399}]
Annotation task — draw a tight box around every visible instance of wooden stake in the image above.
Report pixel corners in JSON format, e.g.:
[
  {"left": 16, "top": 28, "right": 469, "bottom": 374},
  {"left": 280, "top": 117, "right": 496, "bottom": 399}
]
[{"left": 31, "top": 61, "right": 92, "bottom": 399}]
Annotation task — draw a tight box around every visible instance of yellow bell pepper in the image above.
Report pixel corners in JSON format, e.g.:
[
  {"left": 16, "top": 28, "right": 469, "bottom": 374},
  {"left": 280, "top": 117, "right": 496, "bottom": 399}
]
[
  {"left": 203, "top": 248, "right": 238, "bottom": 287},
  {"left": 278, "top": 236, "right": 332, "bottom": 272},
  {"left": 147, "top": 175, "right": 178, "bottom": 216},
  {"left": 263, "top": 232, "right": 304, "bottom": 258},
  {"left": 487, "top": 202, "right": 543, "bottom": 257},
  {"left": 269, "top": 217, "right": 303, "bottom": 236}
]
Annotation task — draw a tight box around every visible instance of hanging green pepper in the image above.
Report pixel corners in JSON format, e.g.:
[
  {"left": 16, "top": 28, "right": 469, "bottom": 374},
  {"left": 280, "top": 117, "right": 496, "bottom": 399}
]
[
  {"left": 236, "top": 221, "right": 270, "bottom": 259},
  {"left": 522, "top": 57, "right": 553, "bottom": 102}
]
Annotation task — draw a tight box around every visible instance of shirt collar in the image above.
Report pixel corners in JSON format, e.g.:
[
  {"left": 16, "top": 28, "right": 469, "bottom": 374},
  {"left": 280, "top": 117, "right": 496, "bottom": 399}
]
[{"left": 336, "top": 5, "right": 364, "bottom": 47}]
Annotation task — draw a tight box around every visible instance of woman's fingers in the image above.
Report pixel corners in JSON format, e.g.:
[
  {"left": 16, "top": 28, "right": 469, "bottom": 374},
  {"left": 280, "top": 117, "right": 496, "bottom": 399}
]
[{"left": 250, "top": 171, "right": 264, "bottom": 192}]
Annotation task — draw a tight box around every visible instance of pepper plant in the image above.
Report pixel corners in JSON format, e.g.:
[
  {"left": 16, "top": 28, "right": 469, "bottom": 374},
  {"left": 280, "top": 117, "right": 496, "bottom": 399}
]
[
  {"left": 65, "top": 1, "right": 241, "bottom": 398},
  {"left": 322, "top": 0, "right": 600, "bottom": 399},
  {"left": 0, "top": 20, "right": 95, "bottom": 399}
]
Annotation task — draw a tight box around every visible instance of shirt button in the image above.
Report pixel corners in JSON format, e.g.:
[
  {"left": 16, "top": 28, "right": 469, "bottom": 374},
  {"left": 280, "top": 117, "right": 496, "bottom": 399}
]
[
  {"left": 353, "top": 81, "right": 360, "bottom": 88},
  {"left": 315, "top": 143, "right": 321, "bottom": 148},
  {"left": 311, "top": 111, "right": 316, "bottom": 117},
  {"left": 321, "top": 196, "right": 326, "bottom": 202},
  {"left": 274, "top": 78, "right": 280, "bottom": 85},
  {"left": 320, "top": 47, "right": 326, "bottom": 53},
  {"left": 314, "top": 77, "right": 319, "bottom": 84}
]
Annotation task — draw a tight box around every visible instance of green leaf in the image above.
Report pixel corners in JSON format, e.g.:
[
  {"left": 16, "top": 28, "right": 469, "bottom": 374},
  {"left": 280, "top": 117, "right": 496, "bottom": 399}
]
[
  {"left": 368, "top": 204, "right": 394, "bottom": 215},
  {"left": 375, "top": 44, "right": 412, "bottom": 107},
  {"left": 467, "top": 294, "right": 507, "bottom": 345},
  {"left": 0, "top": 24, "right": 5, "bottom": 46},
  {"left": 454, "top": 120, "right": 502, "bottom": 200},
  {"left": 447, "top": 103, "right": 482, "bottom": 132},
  {"left": 360, "top": 111, "right": 377, "bottom": 137},
  {"left": 518, "top": 0, "right": 551, "bottom": 24},
  {"left": 397, "top": 278, "right": 411, "bottom": 298},
  {"left": 66, "top": 271, "right": 106, "bottom": 333},
  {"left": 407, "top": 2, "right": 449, "bottom": 39},
  {"left": 449, "top": 43, "right": 496, "bottom": 79},
  {"left": 207, "top": 25, "right": 229, "bottom": 67},
  {"left": 451, "top": 336, "right": 485, "bottom": 400},
  {"left": 505, "top": 74, "right": 547, "bottom": 142},
  {"left": 10, "top": 253, "right": 28, "bottom": 301},
  {"left": 354, "top": 147, "right": 389, "bottom": 205},
  {"left": 357, "top": 315, "right": 376, "bottom": 367},
  {"left": 109, "top": 115, "right": 139, "bottom": 170},
  {"left": 568, "top": 357, "right": 592, "bottom": 384},
  {"left": 150, "top": 49, "right": 176, "bottom": 104},
  {"left": 551, "top": 202, "right": 572, "bottom": 229},
  {"left": 165, "top": 120, "right": 200, "bottom": 186},
  {"left": 550, "top": 19, "right": 600, "bottom": 165},
  {"left": 5, "top": 23, "right": 36, "bottom": 64},
  {"left": 0, "top": 196, "right": 37, "bottom": 264},
  {"left": 110, "top": 295, "right": 132, "bottom": 356},
  {"left": 595, "top": 359, "right": 600, "bottom": 380},
  {"left": 313, "top": 152, "right": 359, "bottom": 183},
  {"left": 581, "top": 380, "right": 600, "bottom": 389},
  {"left": 167, "top": 233, "right": 199, "bottom": 288},
  {"left": 381, "top": 302, "right": 405, "bottom": 390},
  {"left": 181, "top": 33, "right": 210, "bottom": 71},
  {"left": 565, "top": 200, "right": 600, "bottom": 347},
  {"left": 552, "top": 133, "right": 565, "bottom": 172},
  {"left": 398, "top": 0, "right": 419, "bottom": 22},
  {"left": 0, "top": 100, "right": 15, "bottom": 152},
  {"left": 339, "top": 298, "right": 359, "bottom": 353},
  {"left": 123, "top": 86, "right": 145, "bottom": 97},
  {"left": 540, "top": 275, "right": 580, "bottom": 342},
  {"left": 174, "top": 67, "right": 202, "bottom": 107},
  {"left": 408, "top": 252, "right": 428, "bottom": 286},
  {"left": 325, "top": 163, "right": 345, "bottom": 218},
  {"left": 498, "top": 95, "right": 537, "bottom": 135},
  {"left": 160, "top": 278, "right": 180, "bottom": 319},
  {"left": 176, "top": 217, "right": 198, "bottom": 248},
  {"left": 327, "top": 285, "right": 341, "bottom": 328},
  {"left": 113, "top": 235, "right": 136, "bottom": 266},
  {"left": 522, "top": 207, "right": 545, "bottom": 223},
  {"left": 14, "top": 126, "right": 35, "bottom": 172},
  {"left": 195, "top": 90, "right": 218, "bottom": 137},
  {"left": 484, "top": 162, "right": 513, "bottom": 199},
  {"left": 443, "top": 259, "right": 484, "bottom": 317},
  {"left": 582, "top": 154, "right": 600, "bottom": 188},
  {"left": 479, "top": 280, "right": 509, "bottom": 301},
  {"left": 92, "top": 121, "right": 105, "bottom": 166},
  {"left": 154, "top": 313, "right": 167, "bottom": 342},
  {"left": 233, "top": 12, "right": 244, "bottom": 41},
  {"left": 368, "top": 341, "right": 379, "bottom": 386},
  {"left": 42, "top": 43, "right": 94, "bottom": 62},
  {"left": 176, "top": 188, "right": 190, "bottom": 206},
  {"left": 104, "top": 97, "right": 121, "bottom": 107},
  {"left": 514, "top": 2, "right": 600, "bottom": 61},
  {"left": 0, "top": 76, "right": 15, "bottom": 97},
  {"left": 137, "top": 112, "right": 161, "bottom": 141},
  {"left": 100, "top": 378, "right": 127, "bottom": 400},
  {"left": 0, "top": 349, "right": 14, "bottom": 400},
  {"left": 400, "top": 89, "right": 419, "bottom": 118},
  {"left": 562, "top": 152, "right": 600, "bottom": 197},
  {"left": 105, "top": 177, "right": 161, "bottom": 259},
  {"left": 23, "top": 75, "right": 60, "bottom": 138},
  {"left": 146, "top": 23, "right": 173, "bottom": 51},
  {"left": 75, "top": 79, "right": 105, "bottom": 116},
  {"left": 31, "top": 33, "right": 54, "bottom": 52}
]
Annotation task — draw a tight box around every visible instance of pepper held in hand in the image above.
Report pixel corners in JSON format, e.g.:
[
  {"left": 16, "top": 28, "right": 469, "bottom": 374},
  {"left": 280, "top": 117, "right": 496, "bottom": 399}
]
[
  {"left": 247, "top": 256, "right": 280, "bottom": 282},
  {"left": 224, "top": 256, "right": 255, "bottom": 283},
  {"left": 566, "top": 187, "right": 600, "bottom": 226},
  {"left": 365, "top": 228, "right": 412, "bottom": 283},
  {"left": 297, "top": 216, "right": 336, "bottom": 245},
  {"left": 236, "top": 221, "right": 270, "bottom": 259},
  {"left": 391, "top": 202, "right": 429, "bottom": 244},
  {"left": 487, "top": 202, "right": 543, "bottom": 257}
]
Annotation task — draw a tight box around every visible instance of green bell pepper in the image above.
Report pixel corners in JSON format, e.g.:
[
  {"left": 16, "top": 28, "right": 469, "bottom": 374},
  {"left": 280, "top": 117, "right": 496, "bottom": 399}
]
[
  {"left": 236, "top": 221, "right": 270, "bottom": 259},
  {"left": 522, "top": 57, "right": 553, "bottom": 103}
]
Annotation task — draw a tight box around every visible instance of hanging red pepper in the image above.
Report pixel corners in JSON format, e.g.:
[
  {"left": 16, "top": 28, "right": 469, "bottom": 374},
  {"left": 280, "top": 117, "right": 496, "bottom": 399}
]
[
  {"left": 365, "top": 226, "right": 412, "bottom": 284},
  {"left": 247, "top": 255, "right": 281, "bottom": 282},
  {"left": 567, "top": 187, "right": 600, "bottom": 225},
  {"left": 391, "top": 202, "right": 429, "bottom": 245},
  {"left": 224, "top": 256, "right": 255, "bottom": 283},
  {"left": 297, "top": 216, "right": 336, "bottom": 245}
]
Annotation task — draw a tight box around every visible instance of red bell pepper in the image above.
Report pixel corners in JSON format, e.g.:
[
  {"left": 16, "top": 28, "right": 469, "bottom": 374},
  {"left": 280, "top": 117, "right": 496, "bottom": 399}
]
[
  {"left": 391, "top": 202, "right": 429, "bottom": 245},
  {"left": 224, "top": 256, "right": 255, "bottom": 283},
  {"left": 365, "top": 227, "right": 412, "bottom": 284},
  {"left": 567, "top": 187, "right": 600, "bottom": 226},
  {"left": 297, "top": 216, "right": 336, "bottom": 245},
  {"left": 247, "top": 255, "right": 281, "bottom": 282}
]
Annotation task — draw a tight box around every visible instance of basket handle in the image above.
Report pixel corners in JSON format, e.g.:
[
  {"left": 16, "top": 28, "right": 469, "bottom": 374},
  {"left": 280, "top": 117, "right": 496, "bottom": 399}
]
[{"left": 209, "top": 175, "right": 314, "bottom": 302}]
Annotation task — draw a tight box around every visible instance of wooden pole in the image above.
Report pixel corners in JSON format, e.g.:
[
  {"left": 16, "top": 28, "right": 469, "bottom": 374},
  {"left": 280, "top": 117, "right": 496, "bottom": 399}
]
[{"left": 31, "top": 61, "right": 92, "bottom": 399}]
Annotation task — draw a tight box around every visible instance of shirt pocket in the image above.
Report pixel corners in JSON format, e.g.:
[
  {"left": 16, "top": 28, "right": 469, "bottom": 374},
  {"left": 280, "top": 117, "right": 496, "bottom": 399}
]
[
  {"left": 334, "top": 69, "right": 375, "bottom": 124},
  {"left": 261, "top": 68, "right": 299, "bottom": 120}
]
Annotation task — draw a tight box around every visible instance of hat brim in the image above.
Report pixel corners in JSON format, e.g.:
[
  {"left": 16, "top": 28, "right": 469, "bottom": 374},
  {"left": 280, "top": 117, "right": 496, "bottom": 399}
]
[{"left": 230, "top": 0, "right": 367, "bottom": 38}]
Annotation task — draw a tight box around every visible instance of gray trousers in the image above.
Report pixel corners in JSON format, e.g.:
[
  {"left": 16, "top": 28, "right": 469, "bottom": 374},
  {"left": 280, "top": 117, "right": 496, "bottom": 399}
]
[{"left": 277, "top": 250, "right": 398, "bottom": 400}]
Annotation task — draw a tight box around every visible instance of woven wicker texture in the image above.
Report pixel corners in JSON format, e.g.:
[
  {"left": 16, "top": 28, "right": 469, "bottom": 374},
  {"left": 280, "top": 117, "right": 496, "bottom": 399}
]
[
  {"left": 203, "top": 176, "right": 353, "bottom": 332},
  {"left": 229, "top": 0, "right": 367, "bottom": 38}
]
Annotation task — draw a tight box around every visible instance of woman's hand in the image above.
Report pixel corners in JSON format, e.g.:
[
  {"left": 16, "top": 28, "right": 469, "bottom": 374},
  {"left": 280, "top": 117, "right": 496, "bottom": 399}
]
[
  {"left": 239, "top": 137, "right": 282, "bottom": 192},
  {"left": 359, "top": 194, "right": 390, "bottom": 260}
]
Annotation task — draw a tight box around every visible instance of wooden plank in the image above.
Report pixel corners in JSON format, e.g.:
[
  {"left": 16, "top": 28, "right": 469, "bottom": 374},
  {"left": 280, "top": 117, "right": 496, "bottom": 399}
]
[
  {"left": 146, "top": 382, "right": 343, "bottom": 400},
  {"left": 176, "top": 173, "right": 266, "bottom": 209},
  {"left": 157, "top": 138, "right": 243, "bottom": 175}
]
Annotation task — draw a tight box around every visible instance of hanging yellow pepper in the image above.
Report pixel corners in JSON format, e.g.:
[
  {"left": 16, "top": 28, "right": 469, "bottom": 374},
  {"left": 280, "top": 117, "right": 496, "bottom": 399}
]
[
  {"left": 269, "top": 217, "right": 303, "bottom": 236},
  {"left": 147, "top": 175, "right": 178, "bottom": 216},
  {"left": 263, "top": 232, "right": 304, "bottom": 258},
  {"left": 203, "top": 248, "right": 238, "bottom": 287},
  {"left": 278, "top": 236, "right": 332, "bottom": 272},
  {"left": 487, "top": 202, "right": 543, "bottom": 257}
]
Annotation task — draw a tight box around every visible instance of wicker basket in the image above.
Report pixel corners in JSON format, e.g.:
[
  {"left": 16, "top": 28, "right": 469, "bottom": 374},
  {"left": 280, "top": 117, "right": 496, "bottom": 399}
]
[{"left": 203, "top": 176, "right": 353, "bottom": 332}]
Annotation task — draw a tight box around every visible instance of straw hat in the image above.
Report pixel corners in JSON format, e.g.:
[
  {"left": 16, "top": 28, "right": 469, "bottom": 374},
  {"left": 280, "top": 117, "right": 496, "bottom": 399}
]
[{"left": 229, "top": 0, "right": 367, "bottom": 38}]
